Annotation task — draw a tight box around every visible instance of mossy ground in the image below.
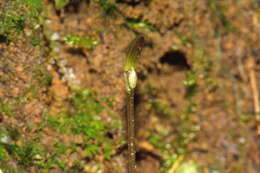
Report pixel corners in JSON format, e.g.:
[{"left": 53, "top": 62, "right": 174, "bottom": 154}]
[{"left": 0, "top": 0, "right": 259, "bottom": 172}]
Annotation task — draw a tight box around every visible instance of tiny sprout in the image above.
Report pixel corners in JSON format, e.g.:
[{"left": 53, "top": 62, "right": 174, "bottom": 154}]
[{"left": 124, "top": 35, "right": 144, "bottom": 173}]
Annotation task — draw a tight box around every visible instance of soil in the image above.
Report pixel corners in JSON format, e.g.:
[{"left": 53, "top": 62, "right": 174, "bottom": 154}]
[{"left": 0, "top": 0, "right": 260, "bottom": 173}]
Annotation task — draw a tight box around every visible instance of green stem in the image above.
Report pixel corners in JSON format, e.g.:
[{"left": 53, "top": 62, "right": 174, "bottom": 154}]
[{"left": 127, "top": 90, "right": 135, "bottom": 173}]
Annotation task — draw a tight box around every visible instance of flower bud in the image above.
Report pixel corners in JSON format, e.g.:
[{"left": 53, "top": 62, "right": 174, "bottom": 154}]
[
  {"left": 128, "top": 68, "right": 137, "bottom": 90},
  {"left": 125, "top": 68, "right": 138, "bottom": 93}
]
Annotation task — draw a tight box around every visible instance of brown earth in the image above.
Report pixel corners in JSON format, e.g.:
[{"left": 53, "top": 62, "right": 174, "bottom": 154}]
[{"left": 0, "top": 0, "right": 259, "bottom": 173}]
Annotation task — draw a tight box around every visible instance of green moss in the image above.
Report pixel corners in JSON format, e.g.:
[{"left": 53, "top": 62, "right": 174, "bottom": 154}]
[
  {"left": 208, "top": 1, "right": 235, "bottom": 35},
  {"left": 149, "top": 79, "right": 200, "bottom": 172},
  {"left": 97, "top": 0, "right": 118, "bottom": 16},
  {"left": 0, "top": 99, "right": 15, "bottom": 117},
  {"left": 176, "top": 33, "right": 194, "bottom": 47},
  {"left": 43, "top": 142, "right": 69, "bottom": 169},
  {"left": 0, "top": 7, "right": 24, "bottom": 41},
  {"left": 46, "top": 89, "right": 119, "bottom": 162},
  {"left": 148, "top": 132, "right": 165, "bottom": 150},
  {"left": 14, "top": 85, "right": 38, "bottom": 105},
  {"left": 101, "top": 97, "right": 115, "bottom": 107},
  {"left": 72, "top": 89, "right": 103, "bottom": 113},
  {"left": 54, "top": 0, "right": 69, "bottom": 10},
  {"left": 0, "top": 0, "right": 43, "bottom": 42},
  {"left": 0, "top": 67, "right": 52, "bottom": 117},
  {"left": 151, "top": 101, "right": 176, "bottom": 117},
  {"left": 30, "top": 36, "right": 42, "bottom": 46},
  {"left": 125, "top": 19, "right": 158, "bottom": 32},
  {"left": 22, "top": 0, "right": 43, "bottom": 13},
  {"left": 183, "top": 45, "right": 214, "bottom": 116},
  {"left": 0, "top": 129, "right": 9, "bottom": 161},
  {"left": 33, "top": 67, "right": 52, "bottom": 86},
  {"left": 64, "top": 35, "right": 99, "bottom": 49},
  {"left": 148, "top": 128, "right": 187, "bottom": 172},
  {"left": 0, "top": 145, "right": 7, "bottom": 160},
  {"left": 0, "top": 162, "right": 20, "bottom": 173},
  {"left": 53, "top": 142, "right": 67, "bottom": 155},
  {"left": 0, "top": 142, "right": 42, "bottom": 167},
  {"left": 6, "top": 128, "right": 20, "bottom": 142},
  {"left": 146, "top": 45, "right": 206, "bottom": 171},
  {"left": 183, "top": 70, "right": 198, "bottom": 99}
]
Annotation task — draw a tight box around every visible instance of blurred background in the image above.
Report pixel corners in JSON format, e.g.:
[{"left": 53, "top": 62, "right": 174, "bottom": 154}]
[{"left": 0, "top": 0, "right": 259, "bottom": 172}]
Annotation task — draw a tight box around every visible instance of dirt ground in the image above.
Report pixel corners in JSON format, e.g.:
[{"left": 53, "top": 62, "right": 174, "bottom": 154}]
[{"left": 0, "top": 0, "right": 260, "bottom": 173}]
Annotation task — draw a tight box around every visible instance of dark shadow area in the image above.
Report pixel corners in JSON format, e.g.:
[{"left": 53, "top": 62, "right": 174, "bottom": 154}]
[
  {"left": 116, "top": 0, "right": 142, "bottom": 7},
  {"left": 0, "top": 35, "right": 7, "bottom": 43},
  {"left": 117, "top": 0, "right": 152, "bottom": 6},
  {"left": 136, "top": 149, "right": 162, "bottom": 162},
  {"left": 54, "top": 0, "right": 90, "bottom": 20},
  {"left": 89, "top": 68, "right": 97, "bottom": 74},
  {"left": 159, "top": 50, "right": 190, "bottom": 70},
  {"left": 64, "top": 0, "right": 90, "bottom": 13},
  {"left": 66, "top": 47, "right": 86, "bottom": 57},
  {"left": 134, "top": 89, "right": 143, "bottom": 108},
  {"left": 138, "top": 72, "right": 147, "bottom": 81}
]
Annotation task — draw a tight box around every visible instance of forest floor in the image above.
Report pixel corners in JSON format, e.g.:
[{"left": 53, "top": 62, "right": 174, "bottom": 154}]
[{"left": 0, "top": 0, "right": 260, "bottom": 173}]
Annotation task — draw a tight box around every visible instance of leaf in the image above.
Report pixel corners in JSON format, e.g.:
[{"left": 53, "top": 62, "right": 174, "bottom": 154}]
[{"left": 126, "top": 19, "right": 158, "bottom": 32}]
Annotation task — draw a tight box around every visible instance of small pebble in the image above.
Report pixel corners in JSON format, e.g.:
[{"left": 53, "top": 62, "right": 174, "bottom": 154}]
[{"left": 51, "top": 33, "right": 60, "bottom": 41}]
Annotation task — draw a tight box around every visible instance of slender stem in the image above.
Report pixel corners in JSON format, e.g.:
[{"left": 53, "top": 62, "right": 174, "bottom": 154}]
[{"left": 127, "top": 90, "right": 135, "bottom": 173}]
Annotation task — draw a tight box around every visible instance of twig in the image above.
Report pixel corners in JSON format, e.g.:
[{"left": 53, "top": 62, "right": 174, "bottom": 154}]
[{"left": 247, "top": 57, "right": 260, "bottom": 134}]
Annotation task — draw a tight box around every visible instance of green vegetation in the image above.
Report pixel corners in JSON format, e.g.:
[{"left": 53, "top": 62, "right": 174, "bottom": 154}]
[
  {"left": 175, "top": 161, "right": 201, "bottom": 173},
  {"left": 64, "top": 35, "right": 99, "bottom": 49},
  {"left": 183, "top": 70, "right": 198, "bottom": 115},
  {"left": 147, "top": 28, "right": 216, "bottom": 172},
  {"left": 147, "top": 52, "right": 202, "bottom": 171},
  {"left": 0, "top": 99, "right": 14, "bottom": 117},
  {"left": 0, "top": 0, "right": 255, "bottom": 172},
  {"left": 46, "top": 89, "right": 120, "bottom": 162},
  {"left": 0, "top": 0, "right": 43, "bottom": 42},
  {"left": 147, "top": 84, "right": 200, "bottom": 172},
  {"left": 183, "top": 70, "right": 198, "bottom": 99},
  {"left": 207, "top": 1, "right": 235, "bottom": 35},
  {"left": 97, "top": 0, "right": 118, "bottom": 16},
  {"left": 3, "top": 142, "right": 41, "bottom": 167},
  {"left": 126, "top": 19, "right": 158, "bottom": 32},
  {"left": 147, "top": 115, "right": 200, "bottom": 172},
  {"left": 0, "top": 127, "right": 43, "bottom": 171},
  {"left": 175, "top": 33, "right": 193, "bottom": 48},
  {"left": 22, "top": 0, "right": 43, "bottom": 13},
  {"left": 151, "top": 101, "right": 176, "bottom": 117},
  {"left": 0, "top": 88, "right": 121, "bottom": 171},
  {"left": 33, "top": 67, "right": 52, "bottom": 87},
  {"left": 0, "top": 85, "right": 42, "bottom": 118},
  {"left": 54, "top": 0, "right": 69, "bottom": 10}
]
